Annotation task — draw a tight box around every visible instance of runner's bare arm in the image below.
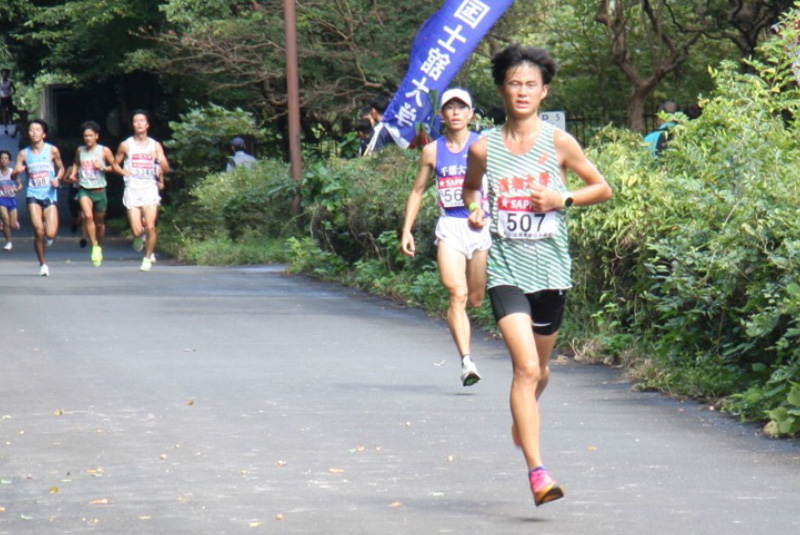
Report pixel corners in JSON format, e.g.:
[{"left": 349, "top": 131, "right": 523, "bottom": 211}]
[
  {"left": 114, "top": 142, "right": 131, "bottom": 175},
  {"left": 67, "top": 148, "right": 81, "bottom": 183},
  {"left": 155, "top": 142, "right": 170, "bottom": 174},
  {"left": 554, "top": 129, "right": 612, "bottom": 206},
  {"left": 102, "top": 147, "right": 116, "bottom": 173},
  {"left": 51, "top": 147, "right": 65, "bottom": 186},
  {"left": 12, "top": 150, "right": 25, "bottom": 176},
  {"left": 463, "top": 137, "right": 488, "bottom": 229},
  {"left": 401, "top": 141, "right": 436, "bottom": 256}
]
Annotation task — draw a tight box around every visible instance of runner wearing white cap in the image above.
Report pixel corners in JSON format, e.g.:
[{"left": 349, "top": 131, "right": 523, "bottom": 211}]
[{"left": 401, "top": 88, "right": 491, "bottom": 386}]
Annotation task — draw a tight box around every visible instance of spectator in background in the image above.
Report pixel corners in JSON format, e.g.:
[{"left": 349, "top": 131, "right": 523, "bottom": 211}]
[
  {"left": 1, "top": 69, "right": 15, "bottom": 135},
  {"left": 644, "top": 100, "right": 677, "bottom": 156},
  {"left": 359, "top": 105, "right": 374, "bottom": 126},
  {"left": 15, "top": 110, "right": 30, "bottom": 148},
  {"left": 226, "top": 136, "right": 257, "bottom": 171},
  {"left": 684, "top": 102, "right": 702, "bottom": 120},
  {"left": 354, "top": 118, "right": 373, "bottom": 156},
  {"left": 363, "top": 94, "right": 397, "bottom": 155}
]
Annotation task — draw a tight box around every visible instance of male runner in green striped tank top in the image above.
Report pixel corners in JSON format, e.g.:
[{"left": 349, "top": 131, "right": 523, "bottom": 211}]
[
  {"left": 463, "top": 44, "right": 612, "bottom": 507},
  {"left": 67, "top": 121, "right": 118, "bottom": 267}
]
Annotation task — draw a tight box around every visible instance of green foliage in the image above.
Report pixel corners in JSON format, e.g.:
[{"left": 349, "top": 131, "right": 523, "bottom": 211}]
[
  {"left": 565, "top": 13, "right": 800, "bottom": 433},
  {"left": 164, "top": 103, "right": 280, "bottom": 189},
  {"left": 7, "top": 0, "right": 164, "bottom": 82},
  {"left": 161, "top": 157, "right": 299, "bottom": 264},
  {"left": 301, "top": 147, "right": 438, "bottom": 267}
]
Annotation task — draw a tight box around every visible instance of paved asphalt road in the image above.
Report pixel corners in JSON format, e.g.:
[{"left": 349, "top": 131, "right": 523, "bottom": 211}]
[{"left": 1, "top": 136, "right": 799, "bottom": 534}]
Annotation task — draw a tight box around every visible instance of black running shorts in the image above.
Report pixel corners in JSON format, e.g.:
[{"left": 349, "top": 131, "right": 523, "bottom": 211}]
[{"left": 489, "top": 285, "right": 567, "bottom": 335}]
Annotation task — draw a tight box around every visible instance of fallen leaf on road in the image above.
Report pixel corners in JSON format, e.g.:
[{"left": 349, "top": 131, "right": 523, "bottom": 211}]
[
  {"left": 20, "top": 514, "right": 33, "bottom": 520},
  {"left": 433, "top": 359, "right": 446, "bottom": 367},
  {"left": 139, "top": 516, "right": 151, "bottom": 520},
  {"left": 0, "top": 506, "right": 5, "bottom": 512},
  {"left": 90, "top": 498, "right": 109, "bottom": 505},
  {"left": 277, "top": 460, "right": 287, "bottom": 467},
  {"left": 328, "top": 468, "right": 345, "bottom": 473},
  {"left": 50, "top": 487, "right": 58, "bottom": 494},
  {"left": 275, "top": 513, "right": 284, "bottom": 521},
  {"left": 390, "top": 501, "right": 403, "bottom": 508},
  {"left": 446, "top": 455, "right": 454, "bottom": 462},
  {"left": 54, "top": 409, "right": 64, "bottom": 416},
  {"left": 86, "top": 469, "right": 103, "bottom": 478},
  {"left": 588, "top": 446, "right": 597, "bottom": 451},
  {"left": 249, "top": 521, "right": 262, "bottom": 527},
  {"left": 183, "top": 348, "right": 196, "bottom": 352},
  {"left": 188, "top": 399, "right": 195, "bottom": 406}
]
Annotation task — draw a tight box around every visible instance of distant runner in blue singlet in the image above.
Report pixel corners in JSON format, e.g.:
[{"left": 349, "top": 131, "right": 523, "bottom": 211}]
[
  {"left": 13, "top": 119, "right": 65, "bottom": 276},
  {"left": 0, "top": 149, "right": 22, "bottom": 251},
  {"left": 401, "top": 88, "right": 491, "bottom": 387}
]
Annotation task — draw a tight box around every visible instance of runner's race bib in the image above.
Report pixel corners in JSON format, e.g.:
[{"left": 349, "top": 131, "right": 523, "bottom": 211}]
[
  {"left": 131, "top": 154, "right": 156, "bottom": 180},
  {"left": 437, "top": 176, "right": 464, "bottom": 209},
  {"left": 29, "top": 170, "right": 51, "bottom": 189},
  {"left": 0, "top": 181, "right": 15, "bottom": 197},
  {"left": 81, "top": 159, "right": 99, "bottom": 179},
  {"left": 497, "top": 196, "right": 558, "bottom": 240}
]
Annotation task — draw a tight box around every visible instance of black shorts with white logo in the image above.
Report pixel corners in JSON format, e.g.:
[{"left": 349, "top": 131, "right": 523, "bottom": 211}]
[{"left": 489, "top": 285, "right": 568, "bottom": 335}]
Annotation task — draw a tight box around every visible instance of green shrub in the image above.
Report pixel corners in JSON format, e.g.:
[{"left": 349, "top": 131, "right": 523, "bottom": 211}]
[{"left": 165, "top": 103, "right": 280, "bottom": 190}]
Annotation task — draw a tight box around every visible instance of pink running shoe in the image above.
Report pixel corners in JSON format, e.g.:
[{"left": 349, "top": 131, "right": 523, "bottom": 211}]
[{"left": 529, "top": 467, "right": 564, "bottom": 506}]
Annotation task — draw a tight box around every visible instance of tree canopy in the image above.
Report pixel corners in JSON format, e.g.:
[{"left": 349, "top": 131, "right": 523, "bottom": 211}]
[{"left": 1, "top": 0, "right": 794, "bottom": 134}]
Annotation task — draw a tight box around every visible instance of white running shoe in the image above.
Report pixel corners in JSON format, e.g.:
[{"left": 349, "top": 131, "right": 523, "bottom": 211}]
[
  {"left": 39, "top": 264, "right": 50, "bottom": 277},
  {"left": 3, "top": 241, "right": 11, "bottom": 251},
  {"left": 45, "top": 238, "right": 54, "bottom": 247},
  {"left": 140, "top": 257, "right": 153, "bottom": 272},
  {"left": 149, "top": 253, "right": 156, "bottom": 263},
  {"left": 461, "top": 360, "right": 482, "bottom": 387}
]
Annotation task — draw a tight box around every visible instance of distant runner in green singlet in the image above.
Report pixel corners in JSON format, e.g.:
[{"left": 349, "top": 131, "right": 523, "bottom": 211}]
[
  {"left": 67, "top": 120, "right": 118, "bottom": 267},
  {"left": 462, "top": 44, "right": 612, "bottom": 507}
]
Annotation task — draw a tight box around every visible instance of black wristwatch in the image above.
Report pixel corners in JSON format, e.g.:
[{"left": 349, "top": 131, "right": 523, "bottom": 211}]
[{"left": 561, "top": 191, "right": 574, "bottom": 208}]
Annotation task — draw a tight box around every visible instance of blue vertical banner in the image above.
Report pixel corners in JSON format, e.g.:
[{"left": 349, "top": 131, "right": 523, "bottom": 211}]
[{"left": 380, "top": 0, "right": 514, "bottom": 148}]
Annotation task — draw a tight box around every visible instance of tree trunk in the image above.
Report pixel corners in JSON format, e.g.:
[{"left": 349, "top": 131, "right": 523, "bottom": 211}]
[{"left": 627, "top": 90, "right": 649, "bottom": 132}]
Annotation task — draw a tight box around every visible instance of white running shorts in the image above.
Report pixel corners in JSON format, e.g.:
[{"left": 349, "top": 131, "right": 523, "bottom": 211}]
[
  {"left": 435, "top": 216, "right": 492, "bottom": 260},
  {"left": 123, "top": 184, "right": 161, "bottom": 209}
]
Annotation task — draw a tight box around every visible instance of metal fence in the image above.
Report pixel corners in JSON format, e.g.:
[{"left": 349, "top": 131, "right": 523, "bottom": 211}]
[{"left": 563, "top": 111, "right": 661, "bottom": 147}]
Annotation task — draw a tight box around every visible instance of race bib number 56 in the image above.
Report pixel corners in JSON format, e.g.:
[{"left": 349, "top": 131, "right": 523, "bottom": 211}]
[
  {"left": 497, "top": 196, "right": 559, "bottom": 240},
  {"left": 437, "top": 177, "right": 464, "bottom": 208}
]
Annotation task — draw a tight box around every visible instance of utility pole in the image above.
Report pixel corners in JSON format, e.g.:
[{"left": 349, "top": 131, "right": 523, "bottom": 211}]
[{"left": 284, "top": 0, "right": 302, "bottom": 214}]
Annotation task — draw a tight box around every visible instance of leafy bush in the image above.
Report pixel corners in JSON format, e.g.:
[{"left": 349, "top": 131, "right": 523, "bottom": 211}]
[
  {"left": 302, "top": 147, "right": 439, "bottom": 269},
  {"left": 164, "top": 103, "right": 281, "bottom": 190},
  {"left": 566, "top": 15, "right": 800, "bottom": 434}
]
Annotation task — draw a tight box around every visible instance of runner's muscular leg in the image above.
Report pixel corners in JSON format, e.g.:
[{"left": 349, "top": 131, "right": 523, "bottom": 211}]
[
  {"left": 127, "top": 206, "right": 143, "bottom": 238},
  {"left": 500, "top": 312, "right": 545, "bottom": 470},
  {"left": 533, "top": 331, "right": 558, "bottom": 400},
  {"left": 79, "top": 196, "right": 97, "bottom": 245},
  {"left": 28, "top": 203, "right": 46, "bottom": 264},
  {"left": 0, "top": 206, "right": 10, "bottom": 242},
  {"left": 142, "top": 204, "right": 159, "bottom": 257},
  {"left": 465, "top": 248, "right": 488, "bottom": 308},
  {"left": 94, "top": 209, "right": 106, "bottom": 246},
  {"left": 438, "top": 240, "right": 471, "bottom": 358},
  {"left": 43, "top": 204, "right": 59, "bottom": 240}
]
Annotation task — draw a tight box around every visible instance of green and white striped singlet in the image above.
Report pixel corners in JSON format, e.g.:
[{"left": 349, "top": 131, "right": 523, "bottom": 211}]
[{"left": 485, "top": 121, "right": 572, "bottom": 293}]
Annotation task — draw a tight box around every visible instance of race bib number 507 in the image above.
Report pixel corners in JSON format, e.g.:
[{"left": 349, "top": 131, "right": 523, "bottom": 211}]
[{"left": 497, "top": 196, "right": 559, "bottom": 240}]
